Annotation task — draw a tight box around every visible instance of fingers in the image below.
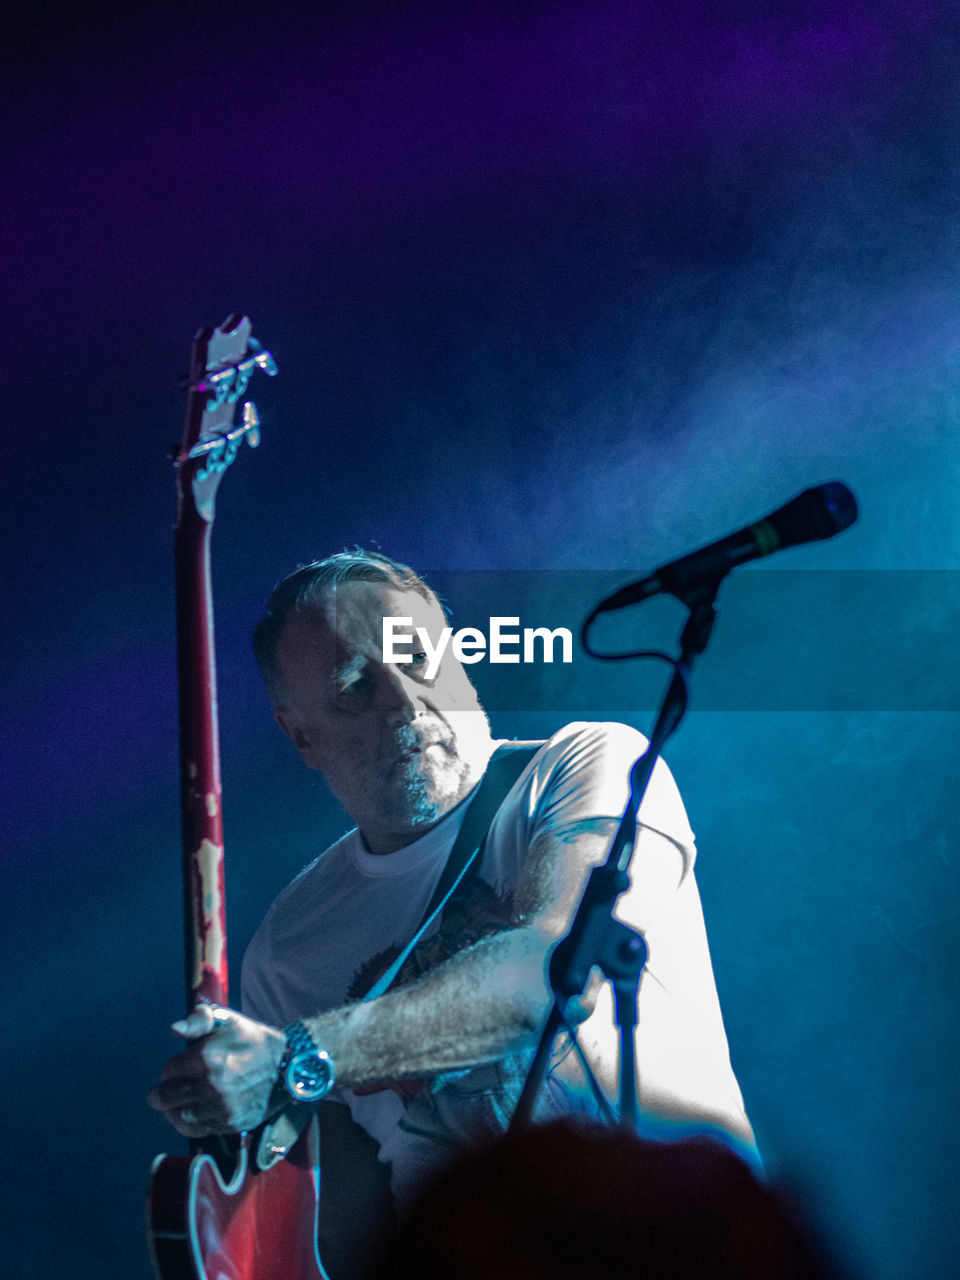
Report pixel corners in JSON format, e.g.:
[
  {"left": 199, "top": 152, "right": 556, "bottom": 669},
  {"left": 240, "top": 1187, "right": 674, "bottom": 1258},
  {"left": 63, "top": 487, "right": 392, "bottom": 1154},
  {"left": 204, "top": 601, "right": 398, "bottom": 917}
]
[
  {"left": 172, "top": 1106, "right": 203, "bottom": 1136},
  {"left": 160, "top": 1048, "right": 211, "bottom": 1081},
  {"left": 161, "top": 1101, "right": 224, "bottom": 1137},
  {"left": 149, "top": 1004, "right": 284, "bottom": 1136},
  {"left": 148, "top": 1074, "right": 205, "bottom": 1111},
  {"left": 159, "top": 1011, "right": 231, "bottom": 1080},
  {"left": 148, "top": 1075, "right": 232, "bottom": 1134},
  {"left": 171, "top": 1001, "right": 232, "bottom": 1040},
  {"left": 149, "top": 1003, "right": 235, "bottom": 1134}
]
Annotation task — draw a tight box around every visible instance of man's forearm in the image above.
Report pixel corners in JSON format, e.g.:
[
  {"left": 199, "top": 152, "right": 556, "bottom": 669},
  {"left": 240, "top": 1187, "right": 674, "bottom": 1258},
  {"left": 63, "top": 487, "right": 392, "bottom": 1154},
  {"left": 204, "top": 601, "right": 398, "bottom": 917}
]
[
  {"left": 151, "top": 825, "right": 616, "bottom": 1135},
  {"left": 301, "top": 924, "right": 553, "bottom": 1088}
]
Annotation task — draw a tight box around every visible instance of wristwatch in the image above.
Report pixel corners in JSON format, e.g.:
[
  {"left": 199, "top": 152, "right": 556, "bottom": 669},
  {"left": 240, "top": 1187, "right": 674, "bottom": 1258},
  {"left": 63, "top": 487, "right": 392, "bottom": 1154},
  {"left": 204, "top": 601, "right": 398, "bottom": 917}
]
[{"left": 279, "top": 1021, "right": 336, "bottom": 1103}]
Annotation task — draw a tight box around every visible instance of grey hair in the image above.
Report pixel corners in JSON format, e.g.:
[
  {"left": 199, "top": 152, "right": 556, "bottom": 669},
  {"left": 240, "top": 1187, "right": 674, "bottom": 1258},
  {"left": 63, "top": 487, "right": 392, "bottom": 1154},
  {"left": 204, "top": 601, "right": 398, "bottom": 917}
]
[{"left": 252, "top": 548, "right": 438, "bottom": 706}]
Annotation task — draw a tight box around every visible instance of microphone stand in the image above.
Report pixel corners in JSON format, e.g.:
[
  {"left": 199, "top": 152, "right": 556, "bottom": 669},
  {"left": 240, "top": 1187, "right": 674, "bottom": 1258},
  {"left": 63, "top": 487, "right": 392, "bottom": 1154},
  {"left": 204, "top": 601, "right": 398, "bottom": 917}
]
[{"left": 509, "top": 584, "right": 720, "bottom": 1133}]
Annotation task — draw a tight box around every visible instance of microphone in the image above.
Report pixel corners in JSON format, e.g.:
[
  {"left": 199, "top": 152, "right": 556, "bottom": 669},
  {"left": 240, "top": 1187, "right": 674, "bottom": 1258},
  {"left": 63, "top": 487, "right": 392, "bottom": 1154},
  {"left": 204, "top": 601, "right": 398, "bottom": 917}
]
[{"left": 595, "top": 481, "right": 858, "bottom": 613}]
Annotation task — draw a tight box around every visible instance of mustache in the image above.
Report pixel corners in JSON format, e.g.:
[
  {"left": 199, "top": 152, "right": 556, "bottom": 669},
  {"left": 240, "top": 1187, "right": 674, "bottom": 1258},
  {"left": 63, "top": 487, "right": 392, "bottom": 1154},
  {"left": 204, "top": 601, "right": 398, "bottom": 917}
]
[{"left": 381, "top": 721, "right": 451, "bottom": 765}]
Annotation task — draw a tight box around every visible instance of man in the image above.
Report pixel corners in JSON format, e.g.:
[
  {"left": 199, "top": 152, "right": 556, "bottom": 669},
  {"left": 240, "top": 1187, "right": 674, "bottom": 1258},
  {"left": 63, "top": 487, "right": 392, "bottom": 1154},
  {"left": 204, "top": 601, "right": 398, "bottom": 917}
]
[{"left": 150, "top": 550, "right": 755, "bottom": 1268}]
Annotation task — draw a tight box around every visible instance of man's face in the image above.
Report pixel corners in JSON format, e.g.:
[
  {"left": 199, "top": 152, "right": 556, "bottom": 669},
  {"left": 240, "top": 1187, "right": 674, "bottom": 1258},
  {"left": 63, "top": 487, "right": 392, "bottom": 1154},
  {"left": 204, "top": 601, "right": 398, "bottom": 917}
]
[{"left": 272, "top": 580, "right": 496, "bottom": 853}]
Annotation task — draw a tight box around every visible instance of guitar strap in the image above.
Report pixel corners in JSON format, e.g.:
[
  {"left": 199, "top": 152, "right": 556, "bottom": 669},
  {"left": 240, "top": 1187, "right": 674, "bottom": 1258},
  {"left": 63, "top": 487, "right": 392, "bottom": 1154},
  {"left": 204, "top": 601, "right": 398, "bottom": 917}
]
[{"left": 360, "top": 740, "right": 544, "bottom": 1003}]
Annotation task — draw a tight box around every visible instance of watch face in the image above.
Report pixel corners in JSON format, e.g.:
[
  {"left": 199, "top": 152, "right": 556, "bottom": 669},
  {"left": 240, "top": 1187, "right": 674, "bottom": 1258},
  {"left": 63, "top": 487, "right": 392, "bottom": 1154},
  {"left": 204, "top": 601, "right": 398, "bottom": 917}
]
[{"left": 285, "top": 1049, "right": 334, "bottom": 1102}]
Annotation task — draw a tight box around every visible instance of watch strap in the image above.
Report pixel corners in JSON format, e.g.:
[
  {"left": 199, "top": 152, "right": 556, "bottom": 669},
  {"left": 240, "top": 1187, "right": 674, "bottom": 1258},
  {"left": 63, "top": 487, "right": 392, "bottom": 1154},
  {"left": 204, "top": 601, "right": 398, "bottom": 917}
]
[
  {"left": 281, "top": 1019, "right": 320, "bottom": 1070},
  {"left": 279, "top": 1019, "right": 335, "bottom": 1102}
]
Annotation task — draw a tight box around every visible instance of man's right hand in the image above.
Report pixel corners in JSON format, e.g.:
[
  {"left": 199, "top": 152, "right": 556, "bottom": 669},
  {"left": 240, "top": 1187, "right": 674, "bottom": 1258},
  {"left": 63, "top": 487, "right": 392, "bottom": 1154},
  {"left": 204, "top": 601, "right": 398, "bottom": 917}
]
[{"left": 148, "top": 1002, "right": 287, "bottom": 1136}]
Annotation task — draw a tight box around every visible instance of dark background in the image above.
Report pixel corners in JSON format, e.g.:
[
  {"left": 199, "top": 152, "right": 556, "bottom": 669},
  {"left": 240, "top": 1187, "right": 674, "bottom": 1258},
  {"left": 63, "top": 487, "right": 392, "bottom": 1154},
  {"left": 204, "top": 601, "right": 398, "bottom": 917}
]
[{"left": 3, "top": 2, "right": 958, "bottom": 1276}]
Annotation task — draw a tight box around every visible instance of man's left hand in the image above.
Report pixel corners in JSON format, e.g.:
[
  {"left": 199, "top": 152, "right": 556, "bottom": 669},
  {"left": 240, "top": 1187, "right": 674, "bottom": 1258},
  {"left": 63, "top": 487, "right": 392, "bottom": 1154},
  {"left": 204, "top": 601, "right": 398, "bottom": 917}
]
[{"left": 148, "top": 1003, "right": 287, "bottom": 1136}]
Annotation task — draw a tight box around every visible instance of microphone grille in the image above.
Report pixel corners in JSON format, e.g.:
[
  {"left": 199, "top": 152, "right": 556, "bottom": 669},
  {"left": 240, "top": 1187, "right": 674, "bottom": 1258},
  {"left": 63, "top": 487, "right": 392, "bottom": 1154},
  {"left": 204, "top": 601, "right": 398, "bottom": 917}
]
[{"left": 773, "top": 481, "right": 858, "bottom": 548}]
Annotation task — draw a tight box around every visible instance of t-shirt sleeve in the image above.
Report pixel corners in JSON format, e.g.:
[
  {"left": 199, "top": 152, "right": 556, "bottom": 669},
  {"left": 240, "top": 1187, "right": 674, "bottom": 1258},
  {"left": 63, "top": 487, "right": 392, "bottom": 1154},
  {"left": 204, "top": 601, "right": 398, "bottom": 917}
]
[
  {"left": 521, "top": 721, "right": 697, "bottom": 925},
  {"left": 527, "top": 722, "right": 694, "bottom": 856}
]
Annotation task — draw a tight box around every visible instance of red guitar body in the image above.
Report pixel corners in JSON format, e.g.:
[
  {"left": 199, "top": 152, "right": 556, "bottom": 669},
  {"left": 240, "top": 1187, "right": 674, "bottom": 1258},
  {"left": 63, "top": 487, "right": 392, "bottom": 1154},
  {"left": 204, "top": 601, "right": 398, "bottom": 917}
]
[
  {"left": 149, "top": 1122, "right": 326, "bottom": 1280},
  {"left": 147, "top": 317, "right": 327, "bottom": 1279}
]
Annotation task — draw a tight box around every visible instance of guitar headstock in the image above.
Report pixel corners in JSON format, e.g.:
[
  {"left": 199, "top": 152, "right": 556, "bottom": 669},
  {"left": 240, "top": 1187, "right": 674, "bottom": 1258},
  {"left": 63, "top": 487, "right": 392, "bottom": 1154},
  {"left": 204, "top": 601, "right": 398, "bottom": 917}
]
[{"left": 175, "top": 313, "right": 278, "bottom": 522}]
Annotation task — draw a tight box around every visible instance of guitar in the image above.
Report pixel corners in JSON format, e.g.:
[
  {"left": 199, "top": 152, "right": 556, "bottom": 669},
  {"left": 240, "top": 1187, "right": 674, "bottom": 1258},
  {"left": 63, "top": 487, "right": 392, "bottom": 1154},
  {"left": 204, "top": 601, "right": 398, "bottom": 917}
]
[{"left": 147, "top": 316, "right": 329, "bottom": 1280}]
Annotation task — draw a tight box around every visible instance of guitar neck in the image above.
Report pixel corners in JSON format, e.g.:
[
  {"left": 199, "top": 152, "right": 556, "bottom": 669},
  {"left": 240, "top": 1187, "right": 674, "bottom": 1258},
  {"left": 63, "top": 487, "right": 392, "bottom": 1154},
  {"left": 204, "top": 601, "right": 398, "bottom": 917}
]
[
  {"left": 175, "top": 503, "right": 228, "bottom": 1009},
  {"left": 171, "top": 315, "right": 276, "bottom": 1012}
]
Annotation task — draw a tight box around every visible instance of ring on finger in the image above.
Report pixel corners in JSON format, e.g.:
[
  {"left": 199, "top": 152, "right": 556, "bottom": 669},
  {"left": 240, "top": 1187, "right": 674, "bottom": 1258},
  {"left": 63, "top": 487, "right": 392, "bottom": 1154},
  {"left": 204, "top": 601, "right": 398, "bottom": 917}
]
[{"left": 202, "top": 1003, "right": 231, "bottom": 1028}]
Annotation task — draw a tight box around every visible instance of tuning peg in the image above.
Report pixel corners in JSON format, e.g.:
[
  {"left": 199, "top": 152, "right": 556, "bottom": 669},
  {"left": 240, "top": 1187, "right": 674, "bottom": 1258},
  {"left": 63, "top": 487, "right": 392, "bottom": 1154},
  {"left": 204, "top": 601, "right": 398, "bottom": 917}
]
[
  {"left": 242, "top": 401, "right": 261, "bottom": 448},
  {"left": 253, "top": 349, "right": 278, "bottom": 377},
  {"left": 248, "top": 337, "right": 278, "bottom": 378}
]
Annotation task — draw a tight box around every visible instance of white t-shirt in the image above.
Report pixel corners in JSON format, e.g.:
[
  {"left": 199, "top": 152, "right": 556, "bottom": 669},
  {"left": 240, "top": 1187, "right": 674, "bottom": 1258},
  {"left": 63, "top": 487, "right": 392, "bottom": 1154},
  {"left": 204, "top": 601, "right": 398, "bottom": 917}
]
[{"left": 242, "top": 721, "right": 754, "bottom": 1204}]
